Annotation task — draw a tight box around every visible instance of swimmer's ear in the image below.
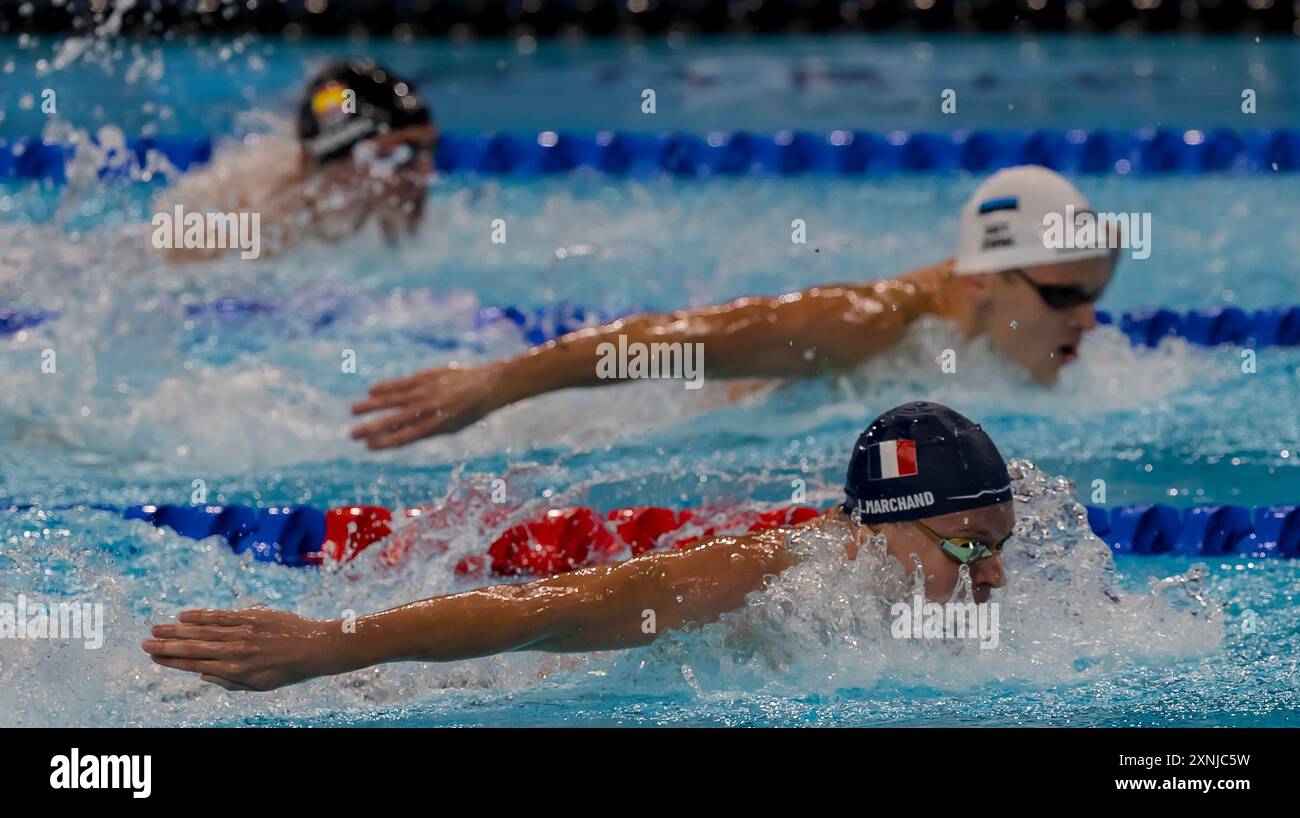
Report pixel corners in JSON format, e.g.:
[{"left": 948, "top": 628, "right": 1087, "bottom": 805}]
[{"left": 959, "top": 271, "right": 997, "bottom": 305}]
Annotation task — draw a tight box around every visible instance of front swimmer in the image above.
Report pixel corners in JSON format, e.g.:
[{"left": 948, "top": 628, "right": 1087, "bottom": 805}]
[{"left": 143, "top": 401, "right": 1015, "bottom": 692}]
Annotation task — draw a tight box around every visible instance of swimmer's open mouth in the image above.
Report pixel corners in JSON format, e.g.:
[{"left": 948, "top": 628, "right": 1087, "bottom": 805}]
[{"left": 1055, "top": 343, "right": 1079, "bottom": 364}]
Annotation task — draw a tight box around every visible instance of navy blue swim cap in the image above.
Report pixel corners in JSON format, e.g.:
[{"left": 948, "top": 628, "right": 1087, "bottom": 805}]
[{"left": 843, "top": 402, "right": 1012, "bottom": 524}]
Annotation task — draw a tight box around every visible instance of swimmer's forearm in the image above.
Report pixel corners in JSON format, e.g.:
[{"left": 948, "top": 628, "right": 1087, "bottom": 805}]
[
  {"left": 322, "top": 586, "right": 569, "bottom": 670},
  {"left": 320, "top": 538, "right": 788, "bottom": 670},
  {"left": 325, "top": 582, "right": 646, "bottom": 669},
  {"left": 498, "top": 281, "right": 931, "bottom": 399}
]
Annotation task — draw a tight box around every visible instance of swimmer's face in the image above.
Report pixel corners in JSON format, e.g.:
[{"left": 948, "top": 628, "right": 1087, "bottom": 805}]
[
  {"left": 876, "top": 501, "right": 1014, "bottom": 604},
  {"left": 367, "top": 124, "right": 437, "bottom": 234},
  {"left": 964, "top": 254, "right": 1115, "bottom": 383},
  {"left": 304, "top": 123, "right": 438, "bottom": 233},
  {"left": 366, "top": 123, "right": 438, "bottom": 175}
]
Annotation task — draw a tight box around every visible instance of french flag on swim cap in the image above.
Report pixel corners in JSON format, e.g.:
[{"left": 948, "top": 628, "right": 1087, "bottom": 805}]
[
  {"left": 843, "top": 402, "right": 1012, "bottom": 524},
  {"left": 867, "top": 439, "right": 918, "bottom": 481}
]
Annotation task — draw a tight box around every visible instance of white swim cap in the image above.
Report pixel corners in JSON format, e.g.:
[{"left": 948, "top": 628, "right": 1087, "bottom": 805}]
[{"left": 954, "top": 165, "right": 1112, "bottom": 275}]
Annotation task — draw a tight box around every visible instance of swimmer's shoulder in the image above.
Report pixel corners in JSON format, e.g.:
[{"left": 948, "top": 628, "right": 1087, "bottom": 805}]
[
  {"left": 843, "top": 258, "right": 955, "bottom": 322},
  {"left": 757, "top": 507, "right": 851, "bottom": 544},
  {"left": 897, "top": 258, "right": 956, "bottom": 290},
  {"left": 761, "top": 508, "right": 857, "bottom": 566},
  {"left": 800, "top": 507, "right": 852, "bottom": 535}
]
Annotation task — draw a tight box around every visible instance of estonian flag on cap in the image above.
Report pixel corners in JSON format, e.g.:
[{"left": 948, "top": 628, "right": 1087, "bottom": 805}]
[{"left": 978, "top": 196, "right": 1019, "bottom": 214}]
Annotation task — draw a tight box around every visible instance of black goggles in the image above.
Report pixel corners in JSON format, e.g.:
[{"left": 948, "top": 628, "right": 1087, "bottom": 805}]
[{"left": 1006, "top": 268, "right": 1105, "bottom": 311}]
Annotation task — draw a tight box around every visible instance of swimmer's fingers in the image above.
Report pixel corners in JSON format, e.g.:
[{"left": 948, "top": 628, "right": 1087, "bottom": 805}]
[
  {"left": 148, "top": 654, "right": 239, "bottom": 676},
  {"left": 151, "top": 622, "right": 251, "bottom": 641},
  {"left": 352, "top": 405, "right": 444, "bottom": 444},
  {"left": 366, "top": 414, "right": 463, "bottom": 449},
  {"left": 177, "top": 608, "right": 261, "bottom": 627},
  {"left": 350, "top": 413, "right": 409, "bottom": 442},
  {"left": 142, "top": 638, "right": 248, "bottom": 660},
  {"left": 350, "top": 389, "right": 420, "bottom": 417},
  {"left": 200, "top": 674, "right": 257, "bottom": 692}
]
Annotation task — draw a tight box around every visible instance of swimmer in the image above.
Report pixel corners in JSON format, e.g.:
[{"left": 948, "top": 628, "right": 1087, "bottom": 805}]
[
  {"left": 351, "top": 165, "right": 1118, "bottom": 449},
  {"left": 156, "top": 59, "right": 437, "bottom": 261},
  {"left": 143, "top": 401, "right": 1014, "bottom": 692}
]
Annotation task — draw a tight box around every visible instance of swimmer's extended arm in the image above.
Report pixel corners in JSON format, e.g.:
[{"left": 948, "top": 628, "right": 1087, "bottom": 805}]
[
  {"left": 142, "top": 532, "right": 791, "bottom": 692},
  {"left": 351, "top": 266, "right": 952, "bottom": 448},
  {"left": 516, "top": 277, "right": 932, "bottom": 379}
]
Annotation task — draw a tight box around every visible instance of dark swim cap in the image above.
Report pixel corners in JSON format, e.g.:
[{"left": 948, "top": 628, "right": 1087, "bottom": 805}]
[
  {"left": 843, "top": 401, "right": 1012, "bottom": 524},
  {"left": 297, "top": 60, "right": 432, "bottom": 165}
]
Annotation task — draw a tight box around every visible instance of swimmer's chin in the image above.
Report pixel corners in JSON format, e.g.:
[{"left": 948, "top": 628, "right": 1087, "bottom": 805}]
[
  {"left": 1030, "top": 357, "right": 1072, "bottom": 385},
  {"left": 1038, "top": 342, "right": 1084, "bottom": 383},
  {"left": 1021, "top": 366, "right": 1060, "bottom": 386},
  {"left": 1006, "top": 347, "right": 1071, "bottom": 384}
]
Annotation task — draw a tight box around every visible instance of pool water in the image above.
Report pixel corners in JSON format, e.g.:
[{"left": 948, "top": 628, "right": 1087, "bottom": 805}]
[
  {"left": 1, "top": 34, "right": 1298, "bottom": 727},
  {"left": 4, "top": 32, "right": 1300, "bottom": 135}
]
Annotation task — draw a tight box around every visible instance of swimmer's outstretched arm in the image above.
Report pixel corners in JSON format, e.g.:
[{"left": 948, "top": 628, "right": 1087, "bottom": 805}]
[
  {"left": 142, "top": 532, "right": 792, "bottom": 692},
  {"left": 351, "top": 264, "right": 954, "bottom": 448}
]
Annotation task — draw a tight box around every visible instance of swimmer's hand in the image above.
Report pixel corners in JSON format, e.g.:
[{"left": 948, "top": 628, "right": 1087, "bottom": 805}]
[
  {"left": 350, "top": 361, "right": 513, "bottom": 449},
  {"left": 143, "top": 609, "right": 345, "bottom": 692}
]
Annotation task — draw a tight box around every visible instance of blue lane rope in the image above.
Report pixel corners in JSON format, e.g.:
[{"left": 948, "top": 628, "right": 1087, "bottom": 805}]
[
  {"left": 0, "top": 307, "right": 59, "bottom": 335},
  {"left": 4, "top": 298, "right": 1300, "bottom": 350},
  {"left": 3, "top": 501, "right": 1297, "bottom": 565},
  {"left": 1087, "top": 504, "right": 1300, "bottom": 558},
  {"left": 1094, "top": 306, "right": 1300, "bottom": 348},
  {"left": 2, "top": 128, "right": 1299, "bottom": 182}
]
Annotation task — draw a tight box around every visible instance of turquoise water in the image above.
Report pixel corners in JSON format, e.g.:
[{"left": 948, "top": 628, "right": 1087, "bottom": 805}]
[
  {"left": 3, "top": 32, "right": 1299, "bottom": 136},
  {"left": 1, "top": 33, "right": 1298, "bottom": 727}
]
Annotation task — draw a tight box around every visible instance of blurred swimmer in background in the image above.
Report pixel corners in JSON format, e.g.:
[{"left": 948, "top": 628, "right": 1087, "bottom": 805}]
[
  {"left": 156, "top": 59, "right": 437, "bottom": 261},
  {"left": 351, "top": 165, "right": 1119, "bottom": 449}
]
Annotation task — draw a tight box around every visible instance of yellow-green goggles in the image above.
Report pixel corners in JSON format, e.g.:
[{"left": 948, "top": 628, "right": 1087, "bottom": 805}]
[{"left": 912, "top": 520, "right": 1010, "bottom": 565}]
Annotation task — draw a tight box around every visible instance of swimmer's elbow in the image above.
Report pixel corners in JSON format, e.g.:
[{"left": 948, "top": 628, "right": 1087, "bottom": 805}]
[
  {"left": 527, "top": 540, "right": 784, "bottom": 652},
  {"left": 639, "top": 538, "right": 786, "bottom": 629},
  {"left": 792, "top": 291, "right": 911, "bottom": 372},
  {"left": 523, "top": 569, "right": 656, "bottom": 652},
  {"left": 528, "top": 553, "right": 719, "bottom": 651}
]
